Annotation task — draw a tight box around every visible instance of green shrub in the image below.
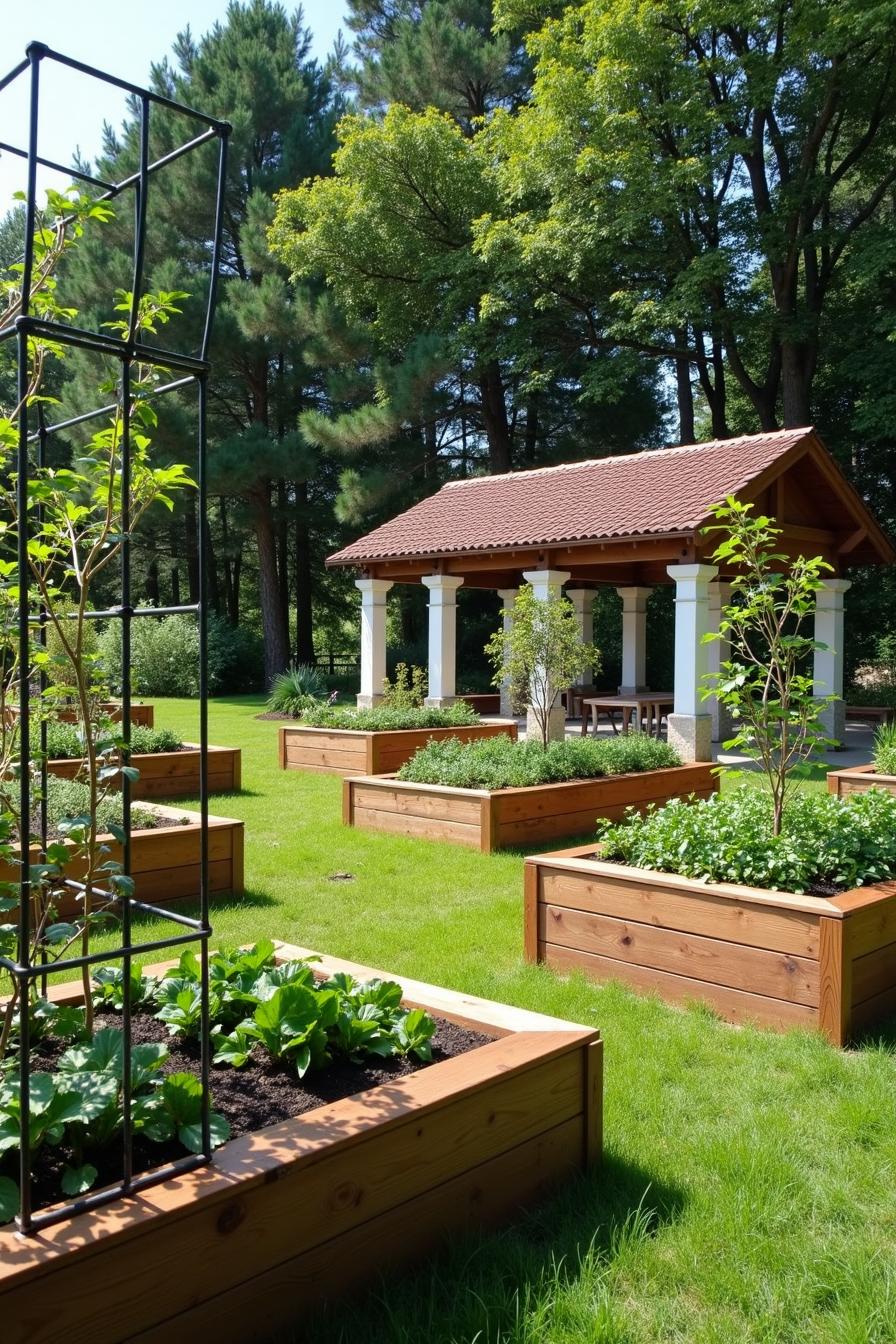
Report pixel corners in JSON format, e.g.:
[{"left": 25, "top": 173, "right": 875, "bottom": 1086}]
[
  {"left": 206, "top": 614, "right": 264, "bottom": 694},
  {"left": 267, "top": 663, "right": 329, "bottom": 717},
  {"left": 382, "top": 663, "right": 427, "bottom": 709},
  {"left": 300, "top": 702, "right": 480, "bottom": 731},
  {"left": 100, "top": 614, "right": 262, "bottom": 698},
  {"left": 397, "top": 732, "right": 680, "bottom": 790},
  {"left": 99, "top": 616, "right": 199, "bottom": 698},
  {"left": 596, "top": 786, "right": 896, "bottom": 893},
  {"left": 45, "top": 721, "right": 183, "bottom": 759},
  {"left": 44, "top": 777, "right": 159, "bottom": 834},
  {"left": 848, "top": 683, "right": 896, "bottom": 708},
  {"left": 873, "top": 721, "right": 896, "bottom": 775}
]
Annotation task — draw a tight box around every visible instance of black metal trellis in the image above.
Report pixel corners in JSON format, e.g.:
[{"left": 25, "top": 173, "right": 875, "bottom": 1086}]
[{"left": 0, "top": 42, "right": 230, "bottom": 1234}]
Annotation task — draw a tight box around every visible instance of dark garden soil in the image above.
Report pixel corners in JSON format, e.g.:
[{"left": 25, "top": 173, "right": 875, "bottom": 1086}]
[
  {"left": 36, "top": 809, "right": 190, "bottom": 843},
  {"left": 24, "top": 1010, "right": 492, "bottom": 1214}
]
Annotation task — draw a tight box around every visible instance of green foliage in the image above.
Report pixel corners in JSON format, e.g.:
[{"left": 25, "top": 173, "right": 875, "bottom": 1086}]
[
  {"left": 485, "top": 585, "right": 599, "bottom": 747},
  {"left": 702, "top": 499, "right": 834, "bottom": 835},
  {"left": 872, "top": 722, "right": 896, "bottom": 776},
  {"left": 99, "top": 614, "right": 263, "bottom": 697},
  {"left": 42, "top": 775, "right": 158, "bottom": 837},
  {"left": 45, "top": 721, "right": 183, "bottom": 760},
  {"left": 267, "top": 663, "right": 330, "bottom": 716},
  {"left": 99, "top": 615, "right": 198, "bottom": 698},
  {"left": 597, "top": 787, "right": 896, "bottom": 894},
  {"left": 299, "top": 702, "right": 480, "bottom": 731},
  {"left": 381, "top": 662, "right": 427, "bottom": 709},
  {"left": 91, "top": 965, "right": 157, "bottom": 1013},
  {"left": 133, "top": 1073, "right": 230, "bottom": 1153},
  {"left": 398, "top": 731, "right": 680, "bottom": 790}
]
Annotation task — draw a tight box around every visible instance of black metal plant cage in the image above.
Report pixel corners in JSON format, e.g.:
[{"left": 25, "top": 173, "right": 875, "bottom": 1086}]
[{"left": 0, "top": 43, "right": 230, "bottom": 1234}]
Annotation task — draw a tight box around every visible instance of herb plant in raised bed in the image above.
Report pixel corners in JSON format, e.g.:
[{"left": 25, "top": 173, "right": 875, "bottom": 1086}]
[
  {"left": 827, "top": 719, "right": 896, "bottom": 803},
  {"left": 346, "top": 732, "right": 716, "bottom": 851},
  {"left": 278, "top": 696, "right": 517, "bottom": 777},
  {"left": 43, "top": 719, "right": 242, "bottom": 799},
  {"left": 526, "top": 502, "right": 896, "bottom": 1042}
]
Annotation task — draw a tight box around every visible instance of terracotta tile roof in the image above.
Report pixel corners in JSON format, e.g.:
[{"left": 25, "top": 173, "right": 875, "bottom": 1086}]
[{"left": 328, "top": 428, "right": 816, "bottom": 565}]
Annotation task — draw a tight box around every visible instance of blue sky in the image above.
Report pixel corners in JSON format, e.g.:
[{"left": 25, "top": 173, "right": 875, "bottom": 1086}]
[{"left": 0, "top": 0, "right": 349, "bottom": 212}]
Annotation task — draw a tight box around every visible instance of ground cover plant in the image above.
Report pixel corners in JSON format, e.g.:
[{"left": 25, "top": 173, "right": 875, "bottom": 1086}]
[
  {"left": 0, "top": 938, "right": 441, "bottom": 1222},
  {"left": 397, "top": 732, "right": 680, "bottom": 790},
  {"left": 596, "top": 786, "right": 896, "bottom": 894},
  {"left": 82, "top": 694, "right": 896, "bottom": 1344},
  {"left": 296, "top": 701, "right": 481, "bottom": 731},
  {"left": 45, "top": 721, "right": 184, "bottom": 761}
]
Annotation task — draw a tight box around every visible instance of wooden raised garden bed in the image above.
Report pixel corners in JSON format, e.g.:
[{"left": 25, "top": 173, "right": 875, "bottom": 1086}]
[
  {"left": 524, "top": 844, "right": 896, "bottom": 1045},
  {"left": 46, "top": 743, "right": 241, "bottom": 800},
  {"left": 344, "top": 761, "right": 717, "bottom": 852},
  {"left": 279, "top": 719, "right": 517, "bottom": 777},
  {"left": 827, "top": 761, "right": 896, "bottom": 800},
  {"left": 3, "top": 802, "right": 244, "bottom": 916},
  {"left": 6, "top": 701, "right": 155, "bottom": 728},
  {"left": 0, "top": 944, "right": 602, "bottom": 1344}
]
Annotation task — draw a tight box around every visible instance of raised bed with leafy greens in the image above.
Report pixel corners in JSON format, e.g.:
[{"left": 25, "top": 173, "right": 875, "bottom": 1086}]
[
  {"left": 596, "top": 786, "right": 896, "bottom": 894},
  {"left": 0, "top": 940, "right": 438, "bottom": 1223},
  {"left": 397, "top": 732, "right": 680, "bottom": 790},
  {"left": 297, "top": 702, "right": 481, "bottom": 731},
  {"left": 45, "top": 721, "right": 183, "bottom": 760}
]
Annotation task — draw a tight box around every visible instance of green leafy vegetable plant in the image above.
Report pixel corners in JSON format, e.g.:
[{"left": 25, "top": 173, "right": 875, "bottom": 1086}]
[
  {"left": 596, "top": 786, "right": 896, "bottom": 893},
  {"left": 872, "top": 720, "right": 896, "bottom": 776},
  {"left": 397, "top": 732, "right": 680, "bottom": 790},
  {"left": 298, "top": 702, "right": 480, "bottom": 731}
]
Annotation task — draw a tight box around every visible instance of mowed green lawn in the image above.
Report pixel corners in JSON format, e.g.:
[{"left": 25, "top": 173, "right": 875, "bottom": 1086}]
[{"left": 110, "top": 698, "right": 896, "bottom": 1343}]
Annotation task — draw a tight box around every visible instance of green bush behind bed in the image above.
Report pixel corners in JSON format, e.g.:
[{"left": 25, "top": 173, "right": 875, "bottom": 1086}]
[
  {"left": 596, "top": 786, "right": 896, "bottom": 893},
  {"left": 397, "top": 732, "right": 680, "bottom": 790}
]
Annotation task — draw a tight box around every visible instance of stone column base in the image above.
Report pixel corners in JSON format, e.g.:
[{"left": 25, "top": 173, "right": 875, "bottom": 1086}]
[
  {"left": 815, "top": 697, "right": 846, "bottom": 748},
  {"left": 424, "top": 696, "right": 456, "bottom": 709},
  {"left": 526, "top": 704, "right": 566, "bottom": 743},
  {"left": 356, "top": 693, "right": 385, "bottom": 709},
  {"left": 667, "top": 713, "right": 712, "bottom": 762},
  {"left": 500, "top": 688, "right": 514, "bottom": 718}
]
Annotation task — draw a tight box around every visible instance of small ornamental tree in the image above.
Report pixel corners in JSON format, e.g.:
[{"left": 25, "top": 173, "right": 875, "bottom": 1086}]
[
  {"left": 0, "top": 191, "right": 194, "bottom": 1060},
  {"left": 702, "top": 498, "right": 835, "bottom": 836},
  {"left": 485, "top": 585, "right": 600, "bottom": 748}
]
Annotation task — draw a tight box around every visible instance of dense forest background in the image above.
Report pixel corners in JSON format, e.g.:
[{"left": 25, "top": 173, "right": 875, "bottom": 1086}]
[{"left": 6, "top": 0, "right": 896, "bottom": 694}]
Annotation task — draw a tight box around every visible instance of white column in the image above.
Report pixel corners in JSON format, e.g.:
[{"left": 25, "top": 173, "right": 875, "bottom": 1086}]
[
  {"left": 522, "top": 569, "right": 571, "bottom": 741},
  {"left": 566, "top": 589, "right": 594, "bottom": 688},
  {"left": 616, "top": 587, "right": 651, "bottom": 694},
  {"left": 814, "top": 578, "right": 850, "bottom": 744},
  {"left": 497, "top": 587, "right": 518, "bottom": 718},
  {"left": 666, "top": 563, "right": 718, "bottom": 761},
  {"left": 422, "top": 575, "right": 464, "bottom": 707},
  {"left": 707, "top": 580, "right": 732, "bottom": 743},
  {"left": 355, "top": 578, "right": 393, "bottom": 708}
]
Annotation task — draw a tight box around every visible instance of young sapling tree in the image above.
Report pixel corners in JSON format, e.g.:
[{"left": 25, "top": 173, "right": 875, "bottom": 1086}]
[
  {"left": 485, "top": 585, "right": 599, "bottom": 747},
  {"left": 702, "top": 498, "right": 835, "bottom": 835}
]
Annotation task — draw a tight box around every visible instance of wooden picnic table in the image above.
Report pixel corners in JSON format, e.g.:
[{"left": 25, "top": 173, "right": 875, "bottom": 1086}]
[{"left": 581, "top": 692, "right": 674, "bottom": 739}]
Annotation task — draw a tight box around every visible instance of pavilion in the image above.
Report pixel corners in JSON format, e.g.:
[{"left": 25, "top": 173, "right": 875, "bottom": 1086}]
[{"left": 327, "top": 427, "right": 895, "bottom": 760}]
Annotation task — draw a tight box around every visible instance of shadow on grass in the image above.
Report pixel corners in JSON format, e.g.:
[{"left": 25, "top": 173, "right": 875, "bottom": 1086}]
[
  {"left": 852, "top": 1011, "right": 896, "bottom": 1051},
  {"left": 295, "top": 1152, "right": 686, "bottom": 1344}
]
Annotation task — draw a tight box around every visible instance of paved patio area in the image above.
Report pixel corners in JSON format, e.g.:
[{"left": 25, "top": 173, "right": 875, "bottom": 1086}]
[{"left": 504, "top": 714, "right": 876, "bottom": 772}]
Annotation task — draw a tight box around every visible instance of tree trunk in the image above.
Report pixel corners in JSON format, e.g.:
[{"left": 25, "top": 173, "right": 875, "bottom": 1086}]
[
  {"left": 294, "top": 481, "right": 315, "bottom": 664},
  {"left": 144, "top": 534, "right": 160, "bottom": 606},
  {"left": 276, "top": 477, "right": 290, "bottom": 641},
  {"left": 523, "top": 392, "right": 540, "bottom": 464},
  {"left": 780, "top": 343, "right": 813, "bottom": 427},
  {"left": 478, "top": 360, "right": 512, "bottom": 473},
  {"left": 171, "top": 565, "right": 181, "bottom": 607},
  {"left": 250, "top": 481, "right": 290, "bottom": 687},
  {"left": 183, "top": 497, "right": 199, "bottom": 604},
  {"left": 674, "top": 330, "right": 695, "bottom": 444}
]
